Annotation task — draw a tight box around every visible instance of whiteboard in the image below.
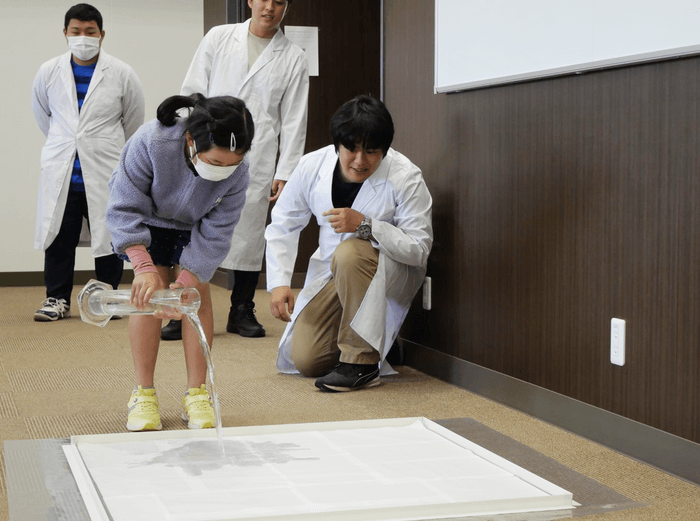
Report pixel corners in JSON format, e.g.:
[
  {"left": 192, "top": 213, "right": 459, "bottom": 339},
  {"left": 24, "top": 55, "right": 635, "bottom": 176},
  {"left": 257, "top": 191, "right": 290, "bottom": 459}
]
[{"left": 435, "top": 0, "right": 700, "bottom": 93}]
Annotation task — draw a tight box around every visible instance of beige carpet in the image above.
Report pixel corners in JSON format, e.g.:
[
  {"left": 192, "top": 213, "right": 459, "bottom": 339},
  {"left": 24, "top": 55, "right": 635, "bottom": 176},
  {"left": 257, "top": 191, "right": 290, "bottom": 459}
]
[{"left": 0, "top": 284, "right": 699, "bottom": 520}]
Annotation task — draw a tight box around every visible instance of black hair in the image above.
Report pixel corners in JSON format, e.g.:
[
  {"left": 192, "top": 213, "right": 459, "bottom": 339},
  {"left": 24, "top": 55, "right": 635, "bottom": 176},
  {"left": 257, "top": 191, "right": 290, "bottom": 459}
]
[
  {"left": 64, "top": 4, "right": 103, "bottom": 32},
  {"left": 330, "top": 95, "right": 394, "bottom": 157},
  {"left": 156, "top": 94, "right": 255, "bottom": 154}
]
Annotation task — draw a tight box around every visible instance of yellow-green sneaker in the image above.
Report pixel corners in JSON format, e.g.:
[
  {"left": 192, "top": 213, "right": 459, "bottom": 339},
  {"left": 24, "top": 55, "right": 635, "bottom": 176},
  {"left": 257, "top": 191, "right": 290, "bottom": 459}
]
[
  {"left": 126, "top": 386, "right": 162, "bottom": 431},
  {"left": 181, "top": 385, "right": 215, "bottom": 429}
]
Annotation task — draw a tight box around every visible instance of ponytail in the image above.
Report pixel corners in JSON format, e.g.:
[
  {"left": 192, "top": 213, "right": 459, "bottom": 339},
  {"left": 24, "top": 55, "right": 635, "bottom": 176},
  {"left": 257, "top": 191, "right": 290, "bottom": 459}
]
[
  {"left": 156, "top": 93, "right": 255, "bottom": 154},
  {"left": 156, "top": 93, "right": 204, "bottom": 127}
]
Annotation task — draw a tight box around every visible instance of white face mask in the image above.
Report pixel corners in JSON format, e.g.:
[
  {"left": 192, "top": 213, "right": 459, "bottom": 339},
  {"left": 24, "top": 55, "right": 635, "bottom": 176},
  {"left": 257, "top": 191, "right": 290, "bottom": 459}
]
[
  {"left": 67, "top": 35, "right": 101, "bottom": 61},
  {"left": 189, "top": 144, "right": 241, "bottom": 182}
]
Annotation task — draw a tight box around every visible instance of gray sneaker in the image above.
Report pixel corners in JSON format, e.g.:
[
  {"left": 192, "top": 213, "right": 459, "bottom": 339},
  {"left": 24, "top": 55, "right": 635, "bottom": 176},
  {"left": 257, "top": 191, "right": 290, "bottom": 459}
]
[{"left": 33, "top": 298, "right": 70, "bottom": 322}]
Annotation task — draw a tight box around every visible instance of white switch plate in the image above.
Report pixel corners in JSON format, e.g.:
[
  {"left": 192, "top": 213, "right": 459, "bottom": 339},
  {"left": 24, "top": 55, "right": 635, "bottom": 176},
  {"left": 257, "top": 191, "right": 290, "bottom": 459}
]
[
  {"left": 610, "top": 318, "right": 625, "bottom": 366},
  {"left": 422, "top": 277, "right": 432, "bottom": 310}
]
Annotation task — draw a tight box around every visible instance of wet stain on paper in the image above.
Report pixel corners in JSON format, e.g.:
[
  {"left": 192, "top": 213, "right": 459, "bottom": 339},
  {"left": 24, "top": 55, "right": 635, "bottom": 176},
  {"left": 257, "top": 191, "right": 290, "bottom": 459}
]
[{"left": 143, "top": 440, "right": 318, "bottom": 476}]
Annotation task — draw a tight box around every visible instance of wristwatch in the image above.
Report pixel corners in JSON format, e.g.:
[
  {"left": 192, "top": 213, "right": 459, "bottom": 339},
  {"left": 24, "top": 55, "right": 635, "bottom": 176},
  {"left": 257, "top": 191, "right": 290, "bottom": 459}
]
[{"left": 356, "top": 215, "right": 372, "bottom": 240}]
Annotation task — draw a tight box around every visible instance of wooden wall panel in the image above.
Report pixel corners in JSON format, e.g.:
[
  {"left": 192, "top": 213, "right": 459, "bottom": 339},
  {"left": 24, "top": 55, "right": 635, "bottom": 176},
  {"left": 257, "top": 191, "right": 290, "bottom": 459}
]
[
  {"left": 206, "top": 1, "right": 381, "bottom": 275},
  {"left": 386, "top": 0, "right": 700, "bottom": 443},
  {"left": 272, "top": 0, "right": 381, "bottom": 274},
  {"left": 280, "top": 1, "right": 381, "bottom": 152}
]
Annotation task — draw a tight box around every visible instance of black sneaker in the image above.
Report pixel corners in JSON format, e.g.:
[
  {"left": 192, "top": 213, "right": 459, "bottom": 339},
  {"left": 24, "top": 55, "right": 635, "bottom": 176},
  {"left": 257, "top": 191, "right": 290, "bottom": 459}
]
[
  {"left": 226, "top": 302, "right": 265, "bottom": 337},
  {"left": 315, "top": 362, "right": 380, "bottom": 392},
  {"left": 160, "top": 319, "right": 182, "bottom": 341}
]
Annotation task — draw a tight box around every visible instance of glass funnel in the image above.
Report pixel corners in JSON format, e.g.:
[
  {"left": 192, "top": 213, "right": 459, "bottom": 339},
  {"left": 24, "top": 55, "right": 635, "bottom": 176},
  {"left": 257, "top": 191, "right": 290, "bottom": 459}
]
[{"left": 77, "top": 279, "right": 201, "bottom": 327}]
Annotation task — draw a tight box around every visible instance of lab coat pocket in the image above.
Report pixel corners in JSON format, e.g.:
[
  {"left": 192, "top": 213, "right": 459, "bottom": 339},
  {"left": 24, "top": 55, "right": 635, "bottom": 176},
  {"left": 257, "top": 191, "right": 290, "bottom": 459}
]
[
  {"left": 256, "top": 73, "right": 286, "bottom": 108},
  {"left": 84, "top": 88, "right": 122, "bottom": 121}
]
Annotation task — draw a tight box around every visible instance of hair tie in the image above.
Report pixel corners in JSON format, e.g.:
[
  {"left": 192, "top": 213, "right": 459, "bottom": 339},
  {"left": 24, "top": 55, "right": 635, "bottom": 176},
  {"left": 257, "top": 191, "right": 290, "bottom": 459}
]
[
  {"left": 208, "top": 132, "right": 215, "bottom": 143},
  {"left": 230, "top": 132, "right": 237, "bottom": 152}
]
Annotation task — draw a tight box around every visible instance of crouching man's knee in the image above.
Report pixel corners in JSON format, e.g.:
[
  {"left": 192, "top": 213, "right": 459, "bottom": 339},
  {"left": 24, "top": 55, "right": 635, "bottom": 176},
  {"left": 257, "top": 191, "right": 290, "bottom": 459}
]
[
  {"left": 290, "top": 338, "right": 340, "bottom": 377},
  {"left": 331, "top": 238, "right": 378, "bottom": 277},
  {"left": 291, "top": 350, "right": 339, "bottom": 378}
]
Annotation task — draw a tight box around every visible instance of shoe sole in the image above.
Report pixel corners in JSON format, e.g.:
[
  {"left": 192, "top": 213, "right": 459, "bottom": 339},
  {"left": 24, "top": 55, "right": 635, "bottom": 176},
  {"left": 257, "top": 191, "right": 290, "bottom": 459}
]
[
  {"left": 317, "top": 378, "right": 381, "bottom": 393},
  {"left": 126, "top": 422, "right": 163, "bottom": 431},
  {"left": 33, "top": 313, "right": 57, "bottom": 322},
  {"left": 226, "top": 325, "right": 265, "bottom": 337},
  {"left": 181, "top": 411, "right": 215, "bottom": 429},
  {"left": 33, "top": 312, "right": 69, "bottom": 322}
]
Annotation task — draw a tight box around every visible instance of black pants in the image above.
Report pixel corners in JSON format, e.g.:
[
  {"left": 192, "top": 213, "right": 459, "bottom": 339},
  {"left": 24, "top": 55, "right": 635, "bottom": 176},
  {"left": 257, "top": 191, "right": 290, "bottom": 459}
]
[
  {"left": 230, "top": 269, "right": 260, "bottom": 309},
  {"left": 44, "top": 190, "right": 123, "bottom": 305}
]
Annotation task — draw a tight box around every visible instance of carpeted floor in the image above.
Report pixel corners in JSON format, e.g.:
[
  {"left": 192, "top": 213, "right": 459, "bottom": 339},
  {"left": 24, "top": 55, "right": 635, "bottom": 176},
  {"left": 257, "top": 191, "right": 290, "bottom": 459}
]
[{"left": 0, "top": 284, "right": 699, "bottom": 520}]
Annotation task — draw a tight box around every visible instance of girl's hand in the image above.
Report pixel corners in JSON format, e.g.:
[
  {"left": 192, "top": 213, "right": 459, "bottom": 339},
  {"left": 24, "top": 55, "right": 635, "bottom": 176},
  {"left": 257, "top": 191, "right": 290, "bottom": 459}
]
[{"left": 130, "top": 272, "right": 165, "bottom": 309}]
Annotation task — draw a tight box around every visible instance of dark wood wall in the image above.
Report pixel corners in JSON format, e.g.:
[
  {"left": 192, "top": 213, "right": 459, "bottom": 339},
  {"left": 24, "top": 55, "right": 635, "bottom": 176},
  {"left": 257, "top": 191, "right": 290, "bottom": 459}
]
[
  {"left": 386, "top": 0, "right": 700, "bottom": 443},
  {"left": 241, "top": 1, "right": 382, "bottom": 275},
  {"left": 203, "top": 1, "right": 380, "bottom": 278},
  {"left": 280, "top": 2, "right": 382, "bottom": 152}
]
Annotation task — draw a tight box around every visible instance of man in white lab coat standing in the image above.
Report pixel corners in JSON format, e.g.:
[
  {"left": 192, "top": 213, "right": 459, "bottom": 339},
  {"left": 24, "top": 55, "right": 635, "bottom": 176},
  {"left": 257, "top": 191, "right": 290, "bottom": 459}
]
[
  {"left": 31, "top": 3, "right": 145, "bottom": 322},
  {"left": 174, "top": 0, "right": 309, "bottom": 340},
  {"left": 266, "top": 96, "right": 433, "bottom": 392}
]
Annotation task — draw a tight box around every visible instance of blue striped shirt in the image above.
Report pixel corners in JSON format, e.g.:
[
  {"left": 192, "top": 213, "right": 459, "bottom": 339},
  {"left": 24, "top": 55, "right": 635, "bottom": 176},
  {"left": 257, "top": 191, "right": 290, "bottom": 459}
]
[{"left": 70, "top": 59, "right": 97, "bottom": 192}]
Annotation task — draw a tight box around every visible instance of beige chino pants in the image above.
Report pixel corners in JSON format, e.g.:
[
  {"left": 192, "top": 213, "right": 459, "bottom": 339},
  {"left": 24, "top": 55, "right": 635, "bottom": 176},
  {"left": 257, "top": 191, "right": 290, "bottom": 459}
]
[{"left": 290, "top": 238, "right": 381, "bottom": 377}]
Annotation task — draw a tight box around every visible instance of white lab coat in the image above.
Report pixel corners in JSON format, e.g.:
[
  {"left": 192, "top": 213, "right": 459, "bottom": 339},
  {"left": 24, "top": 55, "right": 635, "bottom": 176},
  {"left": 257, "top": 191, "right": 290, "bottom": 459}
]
[
  {"left": 265, "top": 146, "right": 433, "bottom": 375},
  {"left": 32, "top": 51, "right": 145, "bottom": 256},
  {"left": 181, "top": 20, "right": 309, "bottom": 271}
]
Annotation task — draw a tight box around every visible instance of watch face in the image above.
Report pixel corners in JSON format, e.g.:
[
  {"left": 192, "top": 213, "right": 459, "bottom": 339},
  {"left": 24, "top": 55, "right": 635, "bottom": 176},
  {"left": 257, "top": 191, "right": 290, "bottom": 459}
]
[{"left": 357, "top": 224, "right": 371, "bottom": 239}]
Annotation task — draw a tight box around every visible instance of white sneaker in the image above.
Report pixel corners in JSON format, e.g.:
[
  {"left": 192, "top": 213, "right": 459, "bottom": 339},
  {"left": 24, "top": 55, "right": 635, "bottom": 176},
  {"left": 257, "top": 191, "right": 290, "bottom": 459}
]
[{"left": 33, "top": 298, "right": 70, "bottom": 322}]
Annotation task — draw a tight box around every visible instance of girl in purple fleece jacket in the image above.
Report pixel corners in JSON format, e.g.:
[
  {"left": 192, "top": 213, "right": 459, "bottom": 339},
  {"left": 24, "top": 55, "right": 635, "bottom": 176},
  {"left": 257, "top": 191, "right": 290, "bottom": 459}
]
[{"left": 106, "top": 94, "right": 254, "bottom": 432}]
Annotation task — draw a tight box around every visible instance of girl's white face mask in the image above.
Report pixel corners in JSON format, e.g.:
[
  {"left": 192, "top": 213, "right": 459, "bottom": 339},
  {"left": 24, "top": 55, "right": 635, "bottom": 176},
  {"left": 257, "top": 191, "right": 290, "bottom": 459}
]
[
  {"left": 67, "top": 35, "right": 101, "bottom": 61},
  {"left": 189, "top": 143, "right": 240, "bottom": 182}
]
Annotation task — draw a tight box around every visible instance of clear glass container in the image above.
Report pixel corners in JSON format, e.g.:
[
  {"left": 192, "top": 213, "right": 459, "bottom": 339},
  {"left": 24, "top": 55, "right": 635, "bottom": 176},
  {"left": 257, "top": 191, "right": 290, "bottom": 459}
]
[{"left": 77, "top": 279, "right": 201, "bottom": 327}]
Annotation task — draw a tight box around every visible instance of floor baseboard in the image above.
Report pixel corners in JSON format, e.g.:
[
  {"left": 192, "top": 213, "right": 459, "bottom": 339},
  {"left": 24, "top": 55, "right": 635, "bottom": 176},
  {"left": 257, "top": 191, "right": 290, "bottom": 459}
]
[
  {"left": 213, "top": 269, "right": 307, "bottom": 290},
  {"left": 0, "top": 270, "right": 307, "bottom": 290},
  {"left": 0, "top": 271, "right": 135, "bottom": 287}
]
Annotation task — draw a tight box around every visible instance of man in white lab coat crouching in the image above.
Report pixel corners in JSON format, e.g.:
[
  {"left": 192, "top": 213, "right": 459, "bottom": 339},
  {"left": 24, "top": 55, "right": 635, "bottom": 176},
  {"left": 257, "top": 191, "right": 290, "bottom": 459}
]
[
  {"left": 266, "top": 96, "right": 433, "bottom": 392},
  {"left": 31, "top": 3, "right": 145, "bottom": 322}
]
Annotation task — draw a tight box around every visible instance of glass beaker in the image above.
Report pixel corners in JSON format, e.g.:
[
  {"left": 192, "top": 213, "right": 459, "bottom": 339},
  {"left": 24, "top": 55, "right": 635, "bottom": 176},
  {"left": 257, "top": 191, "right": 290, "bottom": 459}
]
[{"left": 77, "top": 279, "right": 201, "bottom": 327}]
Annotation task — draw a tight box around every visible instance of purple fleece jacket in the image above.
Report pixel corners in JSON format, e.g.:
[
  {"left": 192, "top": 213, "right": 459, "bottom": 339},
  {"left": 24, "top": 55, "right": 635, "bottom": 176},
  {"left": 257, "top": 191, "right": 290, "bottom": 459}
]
[{"left": 107, "top": 118, "right": 249, "bottom": 282}]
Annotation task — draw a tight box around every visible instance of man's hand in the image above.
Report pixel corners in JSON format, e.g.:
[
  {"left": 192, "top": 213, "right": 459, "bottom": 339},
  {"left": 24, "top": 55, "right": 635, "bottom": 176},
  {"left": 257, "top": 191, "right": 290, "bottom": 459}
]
[
  {"left": 269, "top": 179, "right": 287, "bottom": 202},
  {"left": 270, "top": 286, "right": 294, "bottom": 322},
  {"left": 322, "top": 208, "right": 363, "bottom": 233}
]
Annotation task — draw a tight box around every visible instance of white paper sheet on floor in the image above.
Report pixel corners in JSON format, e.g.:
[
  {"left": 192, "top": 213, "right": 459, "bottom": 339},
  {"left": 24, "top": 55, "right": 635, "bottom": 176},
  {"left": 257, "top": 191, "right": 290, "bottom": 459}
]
[{"left": 64, "top": 418, "right": 574, "bottom": 521}]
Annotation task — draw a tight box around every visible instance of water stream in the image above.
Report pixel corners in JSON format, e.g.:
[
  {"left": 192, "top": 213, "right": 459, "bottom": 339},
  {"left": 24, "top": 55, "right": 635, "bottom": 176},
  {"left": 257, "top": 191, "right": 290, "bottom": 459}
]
[{"left": 184, "top": 311, "right": 225, "bottom": 454}]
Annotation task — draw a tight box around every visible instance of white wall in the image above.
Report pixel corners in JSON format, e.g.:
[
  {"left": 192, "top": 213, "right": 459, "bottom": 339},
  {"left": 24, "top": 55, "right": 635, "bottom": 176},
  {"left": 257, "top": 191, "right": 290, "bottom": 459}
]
[{"left": 1, "top": 0, "right": 203, "bottom": 272}]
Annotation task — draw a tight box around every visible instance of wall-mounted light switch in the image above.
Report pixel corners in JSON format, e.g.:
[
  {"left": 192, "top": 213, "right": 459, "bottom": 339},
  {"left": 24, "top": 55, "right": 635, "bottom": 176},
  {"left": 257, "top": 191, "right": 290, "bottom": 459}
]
[
  {"left": 610, "top": 318, "right": 625, "bottom": 366},
  {"left": 422, "top": 277, "right": 432, "bottom": 310}
]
